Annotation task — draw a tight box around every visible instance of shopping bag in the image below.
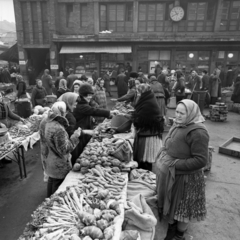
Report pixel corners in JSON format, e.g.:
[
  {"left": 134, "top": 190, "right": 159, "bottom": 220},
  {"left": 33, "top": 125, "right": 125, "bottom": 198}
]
[{"left": 108, "top": 138, "right": 133, "bottom": 162}]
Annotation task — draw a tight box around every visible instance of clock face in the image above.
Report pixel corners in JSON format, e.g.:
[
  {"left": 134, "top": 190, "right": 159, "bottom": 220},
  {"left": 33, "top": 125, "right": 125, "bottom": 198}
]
[{"left": 170, "top": 6, "right": 185, "bottom": 22}]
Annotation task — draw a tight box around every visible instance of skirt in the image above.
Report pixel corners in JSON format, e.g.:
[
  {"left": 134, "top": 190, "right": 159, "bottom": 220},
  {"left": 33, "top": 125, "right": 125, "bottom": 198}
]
[
  {"left": 173, "top": 171, "right": 206, "bottom": 223},
  {"left": 134, "top": 135, "right": 162, "bottom": 164}
]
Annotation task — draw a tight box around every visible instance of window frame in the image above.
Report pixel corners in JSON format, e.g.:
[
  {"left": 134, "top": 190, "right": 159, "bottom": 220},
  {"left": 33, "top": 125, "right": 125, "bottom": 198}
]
[
  {"left": 138, "top": 2, "right": 173, "bottom": 32},
  {"left": 178, "top": 1, "right": 215, "bottom": 32},
  {"left": 66, "top": 3, "right": 74, "bottom": 28},
  {"left": 220, "top": 0, "right": 240, "bottom": 31},
  {"left": 80, "top": 3, "right": 88, "bottom": 27},
  {"left": 99, "top": 3, "right": 133, "bottom": 32}
]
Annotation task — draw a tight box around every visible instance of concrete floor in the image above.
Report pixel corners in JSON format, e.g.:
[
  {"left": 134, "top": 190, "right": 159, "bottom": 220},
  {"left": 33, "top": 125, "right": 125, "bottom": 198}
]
[{"left": 0, "top": 90, "right": 240, "bottom": 240}]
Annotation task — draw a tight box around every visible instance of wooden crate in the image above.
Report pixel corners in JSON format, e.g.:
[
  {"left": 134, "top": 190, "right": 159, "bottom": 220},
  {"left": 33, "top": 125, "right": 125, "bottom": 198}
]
[{"left": 219, "top": 137, "right": 240, "bottom": 158}]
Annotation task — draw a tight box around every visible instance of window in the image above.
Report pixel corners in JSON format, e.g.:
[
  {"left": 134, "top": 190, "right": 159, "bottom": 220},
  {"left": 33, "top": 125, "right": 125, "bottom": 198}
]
[
  {"left": 179, "top": 1, "right": 215, "bottom": 32},
  {"left": 220, "top": 1, "right": 240, "bottom": 31},
  {"left": 81, "top": 4, "right": 88, "bottom": 27},
  {"left": 100, "top": 4, "right": 133, "bottom": 32},
  {"left": 21, "top": 2, "right": 30, "bottom": 44},
  {"left": 31, "top": 2, "right": 39, "bottom": 44},
  {"left": 138, "top": 3, "right": 173, "bottom": 32},
  {"left": 41, "top": 1, "right": 49, "bottom": 43},
  {"left": 66, "top": 4, "right": 74, "bottom": 28}
]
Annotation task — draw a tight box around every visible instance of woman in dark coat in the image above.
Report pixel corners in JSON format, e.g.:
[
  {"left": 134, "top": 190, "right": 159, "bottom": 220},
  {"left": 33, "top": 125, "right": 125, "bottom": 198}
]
[
  {"left": 132, "top": 83, "right": 164, "bottom": 171},
  {"left": 72, "top": 83, "right": 117, "bottom": 163},
  {"left": 116, "top": 70, "right": 128, "bottom": 98},
  {"left": 31, "top": 79, "right": 47, "bottom": 107},
  {"left": 41, "top": 69, "right": 53, "bottom": 95}
]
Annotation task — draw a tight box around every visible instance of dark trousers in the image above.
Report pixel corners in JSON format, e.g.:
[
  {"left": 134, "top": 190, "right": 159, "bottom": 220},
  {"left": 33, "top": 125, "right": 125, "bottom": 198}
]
[
  {"left": 138, "top": 162, "right": 152, "bottom": 171},
  {"left": 47, "top": 177, "right": 64, "bottom": 197}
]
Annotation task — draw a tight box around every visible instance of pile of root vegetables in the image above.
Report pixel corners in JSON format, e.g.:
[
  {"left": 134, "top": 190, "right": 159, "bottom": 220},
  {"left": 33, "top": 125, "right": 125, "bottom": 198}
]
[{"left": 18, "top": 166, "right": 126, "bottom": 240}]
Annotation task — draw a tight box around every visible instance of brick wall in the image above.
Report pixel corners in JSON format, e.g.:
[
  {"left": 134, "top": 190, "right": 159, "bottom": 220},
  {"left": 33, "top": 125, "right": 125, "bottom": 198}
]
[{"left": 57, "top": 2, "right": 95, "bottom": 35}]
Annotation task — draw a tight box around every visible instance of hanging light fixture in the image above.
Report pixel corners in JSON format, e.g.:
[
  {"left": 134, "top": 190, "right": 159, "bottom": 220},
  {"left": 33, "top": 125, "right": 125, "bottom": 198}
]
[
  {"left": 228, "top": 53, "right": 234, "bottom": 58},
  {"left": 189, "top": 53, "right": 194, "bottom": 58}
]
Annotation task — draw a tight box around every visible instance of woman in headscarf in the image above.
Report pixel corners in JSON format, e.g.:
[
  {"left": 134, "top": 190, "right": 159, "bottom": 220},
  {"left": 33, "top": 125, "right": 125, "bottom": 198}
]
[
  {"left": 31, "top": 79, "right": 47, "bottom": 107},
  {"left": 39, "top": 101, "right": 81, "bottom": 197},
  {"left": 58, "top": 92, "right": 79, "bottom": 137},
  {"left": 156, "top": 99, "right": 209, "bottom": 240},
  {"left": 149, "top": 76, "right": 165, "bottom": 116},
  {"left": 111, "top": 72, "right": 140, "bottom": 107},
  {"left": 132, "top": 83, "right": 164, "bottom": 171},
  {"left": 57, "top": 79, "right": 70, "bottom": 98}
]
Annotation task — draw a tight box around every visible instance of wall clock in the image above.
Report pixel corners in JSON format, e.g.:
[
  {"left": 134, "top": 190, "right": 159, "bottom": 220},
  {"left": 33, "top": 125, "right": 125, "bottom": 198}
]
[{"left": 170, "top": 6, "right": 185, "bottom": 22}]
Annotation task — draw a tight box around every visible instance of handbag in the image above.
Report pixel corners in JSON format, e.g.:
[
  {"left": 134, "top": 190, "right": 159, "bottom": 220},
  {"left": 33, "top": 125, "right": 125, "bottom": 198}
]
[{"left": 108, "top": 138, "right": 133, "bottom": 162}]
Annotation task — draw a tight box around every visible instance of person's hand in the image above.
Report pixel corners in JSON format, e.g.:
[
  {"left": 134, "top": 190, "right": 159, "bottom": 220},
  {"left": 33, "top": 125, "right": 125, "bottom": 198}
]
[
  {"left": 73, "top": 127, "right": 81, "bottom": 137},
  {"left": 111, "top": 99, "right": 117, "bottom": 102},
  {"left": 20, "top": 118, "right": 26, "bottom": 124},
  {"left": 111, "top": 110, "right": 120, "bottom": 115}
]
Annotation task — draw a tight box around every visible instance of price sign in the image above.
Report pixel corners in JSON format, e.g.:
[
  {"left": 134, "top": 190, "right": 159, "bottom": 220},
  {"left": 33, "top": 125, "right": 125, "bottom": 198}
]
[{"left": 50, "top": 65, "right": 58, "bottom": 70}]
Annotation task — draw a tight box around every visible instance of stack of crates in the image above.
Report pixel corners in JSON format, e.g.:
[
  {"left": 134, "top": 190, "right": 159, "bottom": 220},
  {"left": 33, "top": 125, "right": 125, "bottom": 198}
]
[{"left": 209, "top": 102, "right": 228, "bottom": 122}]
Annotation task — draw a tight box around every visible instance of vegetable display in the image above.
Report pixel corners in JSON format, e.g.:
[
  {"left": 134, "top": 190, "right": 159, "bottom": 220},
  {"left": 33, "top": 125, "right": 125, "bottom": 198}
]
[{"left": 19, "top": 169, "right": 125, "bottom": 240}]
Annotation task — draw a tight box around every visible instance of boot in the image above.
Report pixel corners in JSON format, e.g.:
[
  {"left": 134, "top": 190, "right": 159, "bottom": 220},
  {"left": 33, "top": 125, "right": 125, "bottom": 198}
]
[
  {"left": 170, "top": 228, "right": 185, "bottom": 240},
  {"left": 164, "top": 221, "right": 178, "bottom": 240}
]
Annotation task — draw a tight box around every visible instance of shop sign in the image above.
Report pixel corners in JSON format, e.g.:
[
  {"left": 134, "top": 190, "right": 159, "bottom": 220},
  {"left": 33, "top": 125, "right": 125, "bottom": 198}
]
[
  {"left": 19, "top": 61, "right": 26, "bottom": 65},
  {"left": 50, "top": 65, "right": 59, "bottom": 70}
]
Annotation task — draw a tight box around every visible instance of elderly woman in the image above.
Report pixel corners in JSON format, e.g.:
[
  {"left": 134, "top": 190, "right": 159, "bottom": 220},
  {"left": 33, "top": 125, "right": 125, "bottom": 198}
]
[
  {"left": 156, "top": 99, "right": 209, "bottom": 240},
  {"left": 58, "top": 92, "right": 79, "bottom": 137},
  {"left": 39, "top": 101, "right": 81, "bottom": 197},
  {"left": 132, "top": 84, "right": 164, "bottom": 171}
]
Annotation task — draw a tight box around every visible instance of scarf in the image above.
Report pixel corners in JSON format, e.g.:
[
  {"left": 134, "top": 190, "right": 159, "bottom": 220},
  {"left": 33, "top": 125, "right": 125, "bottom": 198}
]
[
  {"left": 128, "top": 79, "right": 135, "bottom": 89},
  {"left": 133, "top": 89, "right": 163, "bottom": 133},
  {"left": 176, "top": 99, "right": 205, "bottom": 127},
  {"left": 59, "top": 79, "right": 67, "bottom": 90},
  {"left": 58, "top": 92, "right": 79, "bottom": 112}
]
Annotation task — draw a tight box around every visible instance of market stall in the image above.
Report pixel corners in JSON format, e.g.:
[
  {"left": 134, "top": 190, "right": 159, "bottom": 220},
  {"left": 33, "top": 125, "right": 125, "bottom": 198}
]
[{"left": 18, "top": 102, "right": 136, "bottom": 240}]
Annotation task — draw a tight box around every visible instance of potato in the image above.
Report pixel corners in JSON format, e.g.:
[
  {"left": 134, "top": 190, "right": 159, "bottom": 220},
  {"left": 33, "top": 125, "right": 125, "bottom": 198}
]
[{"left": 73, "top": 163, "right": 81, "bottom": 171}]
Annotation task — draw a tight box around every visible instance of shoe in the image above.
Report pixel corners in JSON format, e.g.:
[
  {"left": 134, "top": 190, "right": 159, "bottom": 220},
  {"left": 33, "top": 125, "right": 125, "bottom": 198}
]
[{"left": 164, "top": 221, "right": 178, "bottom": 240}]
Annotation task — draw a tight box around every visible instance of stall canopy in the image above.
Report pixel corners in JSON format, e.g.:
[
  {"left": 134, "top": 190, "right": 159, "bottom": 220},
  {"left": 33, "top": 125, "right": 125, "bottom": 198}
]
[
  {"left": 0, "top": 43, "right": 19, "bottom": 63},
  {"left": 60, "top": 45, "right": 132, "bottom": 54}
]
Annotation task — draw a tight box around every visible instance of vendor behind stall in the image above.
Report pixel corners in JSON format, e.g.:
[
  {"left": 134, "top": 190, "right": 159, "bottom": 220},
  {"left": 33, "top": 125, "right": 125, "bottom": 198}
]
[
  {"left": 0, "top": 92, "right": 25, "bottom": 128},
  {"left": 72, "top": 83, "right": 118, "bottom": 164},
  {"left": 31, "top": 79, "right": 47, "bottom": 107}
]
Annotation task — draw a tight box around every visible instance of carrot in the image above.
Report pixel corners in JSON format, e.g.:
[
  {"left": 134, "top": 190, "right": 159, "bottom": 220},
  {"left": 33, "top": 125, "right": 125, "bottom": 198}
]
[{"left": 91, "top": 168, "right": 103, "bottom": 177}]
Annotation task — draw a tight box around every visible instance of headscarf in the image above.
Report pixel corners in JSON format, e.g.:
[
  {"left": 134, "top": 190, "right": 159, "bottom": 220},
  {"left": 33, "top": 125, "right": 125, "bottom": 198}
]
[
  {"left": 96, "top": 78, "right": 104, "bottom": 90},
  {"left": 58, "top": 92, "right": 79, "bottom": 112},
  {"left": 149, "top": 76, "right": 157, "bottom": 82},
  {"left": 133, "top": 84, "right": 163, "bottom": 134},
  {"left": 87, "top": 78, "right": 94, "bottom": 86},
  {"left": 177, "top": 99, "right": 205, "bottom": 126},
  {"left": 51, "top": 101, "right": 67, "bottom": 117},
  {"left": 137, "top": 83, "right": 152, "bottom": 95},
  {"left": 59, "top": 79, "right": 67, "bottom": 90},
  {"left": 128, "top": 79, "right": 135, "bottom": 89}
]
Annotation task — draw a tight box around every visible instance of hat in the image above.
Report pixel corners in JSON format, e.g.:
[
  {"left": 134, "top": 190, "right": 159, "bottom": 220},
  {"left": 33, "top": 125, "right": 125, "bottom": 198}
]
[
  {"left": 79, "top": 83, "right": 94, "bottom": 96},
  {"left": 129, "top": 72, "right": 139, "bottom": 79},
  {"left": 80, "top": 74, "right": 88, "bottom": 81}
]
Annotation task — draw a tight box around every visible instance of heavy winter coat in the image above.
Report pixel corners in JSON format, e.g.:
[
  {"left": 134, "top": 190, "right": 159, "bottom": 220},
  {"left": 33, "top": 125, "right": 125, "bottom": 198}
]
[
  {"left": 231, "top": 77, "right": 240, "bottom": 103},
  {"left": 116, "top": 73, "right": 128, "bottom": 98},
  {"left": 103, "top": 73, "right": 111, "bottom": 92},
  {"left": 93, "top": 84, "right": 107, "bottom": 109},
  {"left": 67, "top": 74, "right": 78, "bottom": 89},
  {"left": 31, "top": 85, "right": 47, "bottom": 107},
  {"left": 39, "top": 112, "right": 79, "bottom": 179},
  {"left": 41, "top": 73, "right": 53, "bottom": 95}
]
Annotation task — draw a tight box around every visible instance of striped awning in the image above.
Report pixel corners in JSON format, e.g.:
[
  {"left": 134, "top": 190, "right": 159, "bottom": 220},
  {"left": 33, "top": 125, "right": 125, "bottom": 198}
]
[{"left": 60, "top": 45, "right": 131, "bottom": 54}]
